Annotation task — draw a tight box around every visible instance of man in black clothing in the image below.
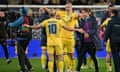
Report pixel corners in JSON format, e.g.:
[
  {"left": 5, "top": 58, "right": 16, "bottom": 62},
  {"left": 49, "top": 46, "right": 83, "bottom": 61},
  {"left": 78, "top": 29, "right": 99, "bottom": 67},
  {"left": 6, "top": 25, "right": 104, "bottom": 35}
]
[
  {"left": 76, "top": 8, "right": 102, "bottom": 72},
  {"left": 8, "top": 8, "right": 33, "bottom": 72},
  {"left": 104, "top": 9, "right": 120, "bottom": 72},
  {"left": 75, "top": 11, "right": 87, "bottom": 68},
  {"left": 0, "top": 10, "right": 12, "bottom": 64},
  {"left": 101, "top": 4, "right": 115, "bottom": 24}
]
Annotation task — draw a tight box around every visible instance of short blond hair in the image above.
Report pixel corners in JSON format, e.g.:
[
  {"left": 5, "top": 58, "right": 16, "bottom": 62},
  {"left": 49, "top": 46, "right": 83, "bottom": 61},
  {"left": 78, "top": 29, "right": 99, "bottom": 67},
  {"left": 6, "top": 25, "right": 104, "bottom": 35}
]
[{"left": 49, "top": 9, "right": 56, "bottom": 17}]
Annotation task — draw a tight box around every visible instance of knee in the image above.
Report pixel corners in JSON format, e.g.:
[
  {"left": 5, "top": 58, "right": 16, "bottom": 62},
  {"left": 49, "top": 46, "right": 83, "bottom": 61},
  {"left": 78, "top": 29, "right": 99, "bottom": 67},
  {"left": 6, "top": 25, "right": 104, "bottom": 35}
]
[
  {"left": 42, "top": 49, "right": 47, "bottom": 55},
  {"left": 57, "top": 55, "right": 63, "bottom": 61},
  {"left": 48, "top": 54, "right": 54, "bottom": 61},
  {"left": 63, "top": 52, "right": 67, "bottom": 55},
  {"left": 68, "top": 53, "right": 74, "bottom": 59}
]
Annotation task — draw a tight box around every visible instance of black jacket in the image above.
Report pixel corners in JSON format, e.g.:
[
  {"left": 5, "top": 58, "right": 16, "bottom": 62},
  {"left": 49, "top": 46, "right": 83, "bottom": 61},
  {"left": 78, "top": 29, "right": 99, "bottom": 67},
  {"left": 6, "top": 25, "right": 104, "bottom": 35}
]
[
  {"left": 101, "top": 11, "right": 109, "bottom": 24},
  {"left": 0, "top": 16, "right": 7, "bottom": 39},
  {"left": 104, "top": 15, "right": 120, "bottom": 43},
  {"left": 39, "top": 13, "right": 49, "bottom": 42},
  {"left": 78, "top": 15, "right": 102, "bottom": 51}
]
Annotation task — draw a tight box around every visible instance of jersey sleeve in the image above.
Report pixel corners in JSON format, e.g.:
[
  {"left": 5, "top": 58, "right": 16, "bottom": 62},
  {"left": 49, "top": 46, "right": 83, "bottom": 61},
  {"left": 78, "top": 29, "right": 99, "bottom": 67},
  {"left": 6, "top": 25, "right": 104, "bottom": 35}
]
[
  {"left": 73, "top": 13, "right": 78, "bottom": 19},
  {"left": 41, "top": 20, "right": 47, "bottom": 27},
  {"left": 56, "top": 10, "right": 64, "bottom": 17},
  {"left": 59, "top": 20, "right": 65, "bottom": 27},
  {"left": 101, "top": 18, "right": 111, "bottom": 27},
  {"left": 75, "top": 20, "right": 78, "bottom": 27}
]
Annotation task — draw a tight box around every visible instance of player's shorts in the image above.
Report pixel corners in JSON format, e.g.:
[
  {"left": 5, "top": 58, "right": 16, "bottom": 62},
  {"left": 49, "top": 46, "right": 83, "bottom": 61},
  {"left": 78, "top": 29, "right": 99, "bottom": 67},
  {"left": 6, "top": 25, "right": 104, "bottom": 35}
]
[
  {"left": 47, "top": 44, "right": 63, "bottom": 55},
  {"left": 61, "top": 38, "right": 75, "bottom": 53},
  {"left": 106, "top": 39, "right": 111, "bottom": 53}
]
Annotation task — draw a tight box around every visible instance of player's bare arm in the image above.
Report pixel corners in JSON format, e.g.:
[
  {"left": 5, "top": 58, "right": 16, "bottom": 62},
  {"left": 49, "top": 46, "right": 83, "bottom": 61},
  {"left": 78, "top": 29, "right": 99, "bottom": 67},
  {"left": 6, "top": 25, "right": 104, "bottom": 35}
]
[
  {"left": 62, "top": 24, "right": 85, "bottom": 33},
  {"left": 24, "top": 24, "right": 42, "bottom": 29}
]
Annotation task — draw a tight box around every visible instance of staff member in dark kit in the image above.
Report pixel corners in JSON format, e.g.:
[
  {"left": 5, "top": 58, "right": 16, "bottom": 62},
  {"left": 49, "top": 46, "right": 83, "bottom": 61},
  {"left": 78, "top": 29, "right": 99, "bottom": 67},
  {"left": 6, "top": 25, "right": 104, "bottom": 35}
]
[
  {"left": 75, "top": 11, "right": 87, "bottom": 68},
  {"left": 0, "top": 9, "right": 12, "bottom": 64},
  {"left": 76, "top": 8, "right": 102, "bottom": 72},
  {"left": 104, "top": 9, "right": 120, "bottom": 72}
]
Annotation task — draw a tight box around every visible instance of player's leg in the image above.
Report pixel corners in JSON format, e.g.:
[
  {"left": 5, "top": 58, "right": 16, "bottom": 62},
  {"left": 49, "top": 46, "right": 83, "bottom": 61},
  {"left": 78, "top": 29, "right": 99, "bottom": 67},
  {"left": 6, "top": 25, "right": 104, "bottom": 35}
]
[
  {"left": 88, "top": 56, "right": 94, "bottom": 69},
  {"left": 67, "top": 39, "right": 76, "bottom": 72},
  {"left": 62, "top": 38, "right": 71, "bottom": 71},
  {"left": 41, "top": 35, "right": 47, "bottom": 69},
  {"left": 56, "top": 44, "right": 64, "bottom": 72},
  {"left": 106, "top": 52, "right": 112, "bottom": 71},
  {"left": 47, "top": 46, "right": 54, "bottom": 72},
  {"left": 41, "top": 46, "right": 47, "bottom": 69},
  {"left": 64, "top": 47, "right": 71, "bottom": 71},
  {"left": 106, "top": 40, "right": 112, "bottom": 71}
]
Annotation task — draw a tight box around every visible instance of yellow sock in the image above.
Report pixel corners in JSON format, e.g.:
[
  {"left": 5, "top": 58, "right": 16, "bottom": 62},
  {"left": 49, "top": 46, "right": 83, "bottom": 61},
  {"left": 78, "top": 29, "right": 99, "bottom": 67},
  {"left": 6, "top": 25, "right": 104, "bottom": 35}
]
[
  {"left": 41, "top": 54, "right": 46, "bottom": 68},
  {"left": 88, "top": 57, "right": 93, "bottom": 65},
  {"left": 48, "top": 61, "right": 54, "bottom": 72},
  {"left": 106, "top": 63, "right": 110, "bottom": 69},
  {"left": 71, "top": 59, "right": 76, "bottom": 72},
  {"left": 58, "top": 60, "right": 64, "bottom": 72},
  {"left": 64, "top": 54, "right": 71, "bottom": 70}
]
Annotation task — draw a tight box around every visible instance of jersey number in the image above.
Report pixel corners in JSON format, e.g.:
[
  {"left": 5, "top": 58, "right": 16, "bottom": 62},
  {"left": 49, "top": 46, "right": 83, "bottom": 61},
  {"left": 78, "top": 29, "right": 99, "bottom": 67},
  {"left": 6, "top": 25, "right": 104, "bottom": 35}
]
[{"left": 48, "top": 24, "right": 57, "bottom": 34}]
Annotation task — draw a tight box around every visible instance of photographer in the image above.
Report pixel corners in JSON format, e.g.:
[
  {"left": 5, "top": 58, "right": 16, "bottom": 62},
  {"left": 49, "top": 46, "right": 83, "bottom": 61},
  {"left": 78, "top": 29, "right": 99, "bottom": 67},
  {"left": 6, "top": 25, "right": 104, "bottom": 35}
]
[
  {"left": 0, "top": 9, "right": 12, "bottom": 64},
  {"left": 8, "top": 7, "right": 33, "bottom": 72}
]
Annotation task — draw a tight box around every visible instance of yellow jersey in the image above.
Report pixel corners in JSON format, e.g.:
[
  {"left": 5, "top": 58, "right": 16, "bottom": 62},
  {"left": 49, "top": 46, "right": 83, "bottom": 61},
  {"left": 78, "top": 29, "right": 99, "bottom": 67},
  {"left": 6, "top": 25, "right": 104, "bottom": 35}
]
[
  {"left": 41, "top": 18, "right": 63, "bottom": 46},
  {"left": 56, "top": 10, "right": 78, "bottom": 39},
  {"left": 101, "top": 18, "right": 111, "bottom": 27},
  {"left": 101, "top": 18, "right": 112, "bottom": 52}
]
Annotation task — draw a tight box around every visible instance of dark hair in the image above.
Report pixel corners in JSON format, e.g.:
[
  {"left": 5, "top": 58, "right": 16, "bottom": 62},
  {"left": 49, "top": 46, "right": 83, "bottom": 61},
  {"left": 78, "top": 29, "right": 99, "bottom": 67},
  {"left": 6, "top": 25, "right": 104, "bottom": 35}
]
[
  {"left": 44, "top": 9, "right": 49, "bottom": 15},
  {"left": 111, "top": 9, "right": 118, "bottom": 16},
  {"left": 79, "top": 9, "right": 82, "bottom": 13},
  {"left": 108, "top": 4, "right": 114, "bottom": 8},
  {"left": 81, "top": 8, "right": 90, "bottom": 12}
]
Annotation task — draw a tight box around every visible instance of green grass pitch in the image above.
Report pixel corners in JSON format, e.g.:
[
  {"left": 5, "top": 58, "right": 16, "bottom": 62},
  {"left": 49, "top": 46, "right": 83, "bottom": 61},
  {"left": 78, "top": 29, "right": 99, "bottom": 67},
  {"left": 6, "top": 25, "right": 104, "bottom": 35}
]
[{"left": 0, "top": 58, "right": 114, "bottom": 72}]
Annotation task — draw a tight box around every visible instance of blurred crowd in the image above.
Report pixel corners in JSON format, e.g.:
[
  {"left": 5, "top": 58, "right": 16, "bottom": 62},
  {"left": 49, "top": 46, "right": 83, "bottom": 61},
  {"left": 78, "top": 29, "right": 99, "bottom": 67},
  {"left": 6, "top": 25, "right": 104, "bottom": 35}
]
[{"left": 0, "top": 0, "right": 120, "bottom": 5}]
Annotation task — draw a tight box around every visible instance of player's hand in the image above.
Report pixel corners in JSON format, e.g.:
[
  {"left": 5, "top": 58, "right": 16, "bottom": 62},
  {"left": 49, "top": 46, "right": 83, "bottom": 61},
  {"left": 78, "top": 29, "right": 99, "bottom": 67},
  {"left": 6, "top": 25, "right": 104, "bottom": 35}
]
[
  {"left": 84, "top": 33, "right": 89, "bottom": 38},
  {"left": 23, "top": 24, "right": 30, "bottom": 28},
  {"left": 77, "top": 28, "right": 85, "bottom": 33}
]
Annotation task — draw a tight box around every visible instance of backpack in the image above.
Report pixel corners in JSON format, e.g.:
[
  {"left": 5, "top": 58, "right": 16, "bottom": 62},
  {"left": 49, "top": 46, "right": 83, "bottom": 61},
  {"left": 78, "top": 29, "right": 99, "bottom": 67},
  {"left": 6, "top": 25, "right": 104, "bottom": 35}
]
[{"left": 17, "top": 16, "right": 33, "bottom": 39}]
